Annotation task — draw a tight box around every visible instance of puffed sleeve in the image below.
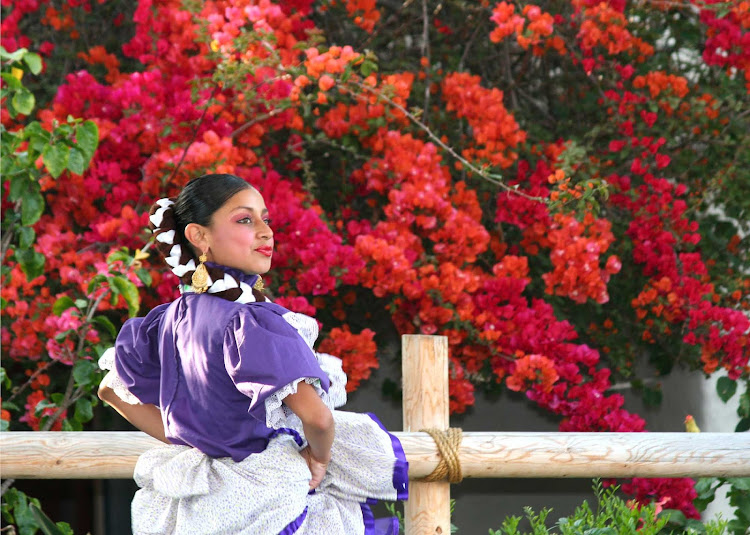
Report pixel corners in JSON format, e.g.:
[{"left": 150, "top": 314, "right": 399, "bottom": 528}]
[
  {"left": 223, "top": 305, "right": 330, "bottom": 423},
  {"left": 315, "top": 352, "right": 348, "bottom": 408},
  {"left": 112, "top": 303, "right": 170, "bottom": 406}
]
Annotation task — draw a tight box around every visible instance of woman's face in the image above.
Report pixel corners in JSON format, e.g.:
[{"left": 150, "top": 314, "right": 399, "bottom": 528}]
[{"left": 203, "top": 188, "right": 274, "bottom": 275}]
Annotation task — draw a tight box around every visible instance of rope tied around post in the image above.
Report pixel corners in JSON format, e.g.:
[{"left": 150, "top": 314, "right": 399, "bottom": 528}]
[{"left": 420, "top": 427, "right": 463, "bottom": 483}]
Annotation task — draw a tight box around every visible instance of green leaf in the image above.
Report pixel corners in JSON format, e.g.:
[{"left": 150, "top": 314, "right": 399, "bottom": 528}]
[
  {"left": 0, "top": 367, "right": 10, "bottom": 389},
  {"left": 684, "top": 519, "right": 707, "bottom": 533},
  {"left": 30, "top": 503, "right": 67, "bottom": 535},
  {"left": 107, "top": 249, "right": 131, "bottom": 264},
  {"left": 75, "top": 121, "right": 99, "bottom": 162},
  {"left": 28, "top": 126, "right": 51, "bottom": 154},
  {"left": 360, "top": 60, "right": 378, "bottom": 77},
  {"left": 92, "top": 315, "right": 117, "bottom": 338},
  {"left": 739, "top": 392, "right": 749, "bottom": 418},
  {"left": 15, "top": 248, "right": 45, "bottom": 280},
  {"left": 34, "top": 399, "right": 57, "bottom": 416},
  {"left": 11, "top": 88, "right": 35, "bottom": 116},
  {"left": 716, "top": 376, "right": 737, "bottom": 403},
  {"left": 694, "top": 478, "right": 718, "bottom": 498},
  {"left": 660, "top": 509, "right": 687, "bottom": 526},
  {"left": 0, "top": 419, "right": 8, "bottom": 432},
  {"left": 56, "top": 522, "right": 74, "bottom": 535},
  {"left": 736, "top": 417, "right": 750, "bottom": 433},
  {"left": 110, "top": 275, "right": 140, "bottom": 317},
  {"left": 20, "top": 186, "right": 44, "bottom": 226},
  {"left": 728, "top": 478, "right": 750, "bottom": 491},
  {"left": 9, "top": 173, "right": 28, "bottom": 202},
  {"left": 67, "top": 146, "right": 86, "bottom": 175},
  {"left": 74, "top": 398, "right": 93, "bottom": 423},
  {"left": 2, "top": 401, "right": 20, "bottom": 411},
  {"left": 54, "top": 328, "right": 73, "bottom": 341},
  {"left": 136, "top": 268, "right": 152, "bottom": 286},
  {"left": 5, "top": 488, "right": 41, "bottom": 534},
  {"left": 17, "top": 226, "right": 35, "bottom": 249},
  {"left": 87, "top": 274, "right": 107, "bottom": 294},
  {"left": 22, "top": 52, "right": 42, "bottom": 75},
  {"left": 52, "top": 296, "right": 75, "bottom": 316},
  {"left": 42, "top": 142, "right": 69, "bottom": 178},
  {"left": 735, "top": 492, "right": 750, "bottom": 522},
  {"left": 72, "top": 359, "right": 97, "bottom": 386},
  {"left": 2, "top": 47, "right": 29, "bottom": 62},
  {"left": 642, "top": 386, "right": 662, "bottom": 407},
  {"left": 0, "top": 72, "right": 23, "bottom": 90}
]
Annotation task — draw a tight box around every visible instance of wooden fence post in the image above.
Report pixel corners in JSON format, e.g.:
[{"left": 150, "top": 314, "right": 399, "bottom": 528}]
[{"left": 402, "top": 334, "right": 451, "bottom": 535}]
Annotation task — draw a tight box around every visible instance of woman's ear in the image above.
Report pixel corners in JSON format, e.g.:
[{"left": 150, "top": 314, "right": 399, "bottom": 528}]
[{"left": 184, "top": 223, "right": 210, "bottom": 254}]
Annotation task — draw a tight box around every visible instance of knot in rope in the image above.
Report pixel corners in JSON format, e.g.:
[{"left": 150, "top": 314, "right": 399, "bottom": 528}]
[{"left": 420, "top": 427, "right": 463, "bottom": 484}]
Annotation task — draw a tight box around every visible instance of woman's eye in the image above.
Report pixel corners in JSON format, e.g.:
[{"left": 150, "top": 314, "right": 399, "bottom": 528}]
[
  {"left": 238, "top": 217, "right": 252, "bottom": 224},
  {"left": 263, "top": 218, "right": 272, "bottom": 226}
]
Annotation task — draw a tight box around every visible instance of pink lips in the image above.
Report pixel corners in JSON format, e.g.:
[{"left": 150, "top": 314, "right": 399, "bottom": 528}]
[{"left": 255, "top": 246, "right": 273, "bottom": 257}]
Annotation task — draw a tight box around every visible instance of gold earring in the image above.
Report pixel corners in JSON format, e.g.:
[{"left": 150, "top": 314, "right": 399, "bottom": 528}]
[
  {"left": 192, "top": 253, "right": 209, "bottom": 293},
  {"left": 253, "top": 275, "right": 264, "bottom": 292}
]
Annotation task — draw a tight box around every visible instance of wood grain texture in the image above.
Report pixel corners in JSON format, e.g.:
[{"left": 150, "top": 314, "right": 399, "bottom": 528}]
[
  {"left": 399, "top": 431, "right": 750, "bottom": 478},
  {"left": 402, "top": 335, "right": 449, "bottom": 433},
  {"left": 1, "top": 431, "right": 748, "bottom": 479},
  {"left": 0, "top": 431, "right": 162, "bottom": 479},
  {"left": 402, "top": 334, "right": 451, "bottom": 535}
]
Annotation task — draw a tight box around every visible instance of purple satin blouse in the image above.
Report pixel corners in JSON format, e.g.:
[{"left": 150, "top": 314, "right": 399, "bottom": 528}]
[{"left": 114, "top": 294, "right": 330, "bottom": 462}]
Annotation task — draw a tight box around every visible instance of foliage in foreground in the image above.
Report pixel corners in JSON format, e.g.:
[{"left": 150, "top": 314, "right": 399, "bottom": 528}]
[{"left": 489, "top": 481, "right": 729, "bottom": 535}]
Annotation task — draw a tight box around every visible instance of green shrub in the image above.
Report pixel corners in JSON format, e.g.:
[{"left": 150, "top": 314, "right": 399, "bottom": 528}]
[{"left": 489, "top": 481, "right": 729, "bottom": 535}]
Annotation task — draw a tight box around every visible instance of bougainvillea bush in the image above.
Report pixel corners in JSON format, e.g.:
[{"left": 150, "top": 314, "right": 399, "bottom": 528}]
[{"left": 2, "top": 0, "right": 749, "bottom": 529}]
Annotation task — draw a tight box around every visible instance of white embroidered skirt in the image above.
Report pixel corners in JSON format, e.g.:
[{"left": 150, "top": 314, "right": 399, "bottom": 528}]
[{"left": 131, "top": 411, "right": 408, "bottom": 535}]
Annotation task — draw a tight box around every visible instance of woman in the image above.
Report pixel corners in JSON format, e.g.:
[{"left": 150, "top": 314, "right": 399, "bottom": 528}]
[{"left": 98, "top": 173, "right": 408, "bottom": 534}]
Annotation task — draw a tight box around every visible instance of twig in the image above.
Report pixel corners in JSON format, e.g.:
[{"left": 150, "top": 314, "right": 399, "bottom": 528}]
[
  {"left": 458, "top": 23, "right": 483, "bottom": 72},
  {"left": 0, "top": 201, "right": 22, "bottom": 264},
  {"left": 349, "top": 81, "right": 544, "bottom": 201},
  {"left": 607, "top": 377, "right": 660, "bottom": 391},
  {"left": 503, "top": 40, "right": 519, "bottom": 110},
  {"left": 6, "top": 361, "right": 59, "bottom": 405},
  {"left": 1, "top": 479, "right": 14, "bottom": 496},
  {"left": 165, "top": 85, "right": 220, "bottom": 190},
  {"left": 231, "top": 108, "right": 285, "bottom": 139},
  {"left": 421, "top": 0, "right": 431, "bottom": 128}
]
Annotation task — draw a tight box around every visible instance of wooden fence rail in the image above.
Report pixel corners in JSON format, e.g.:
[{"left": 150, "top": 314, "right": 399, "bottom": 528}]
[
  {"left": 2, "top": 335, "right": 749, "bottom": 535},
  {"left": 1, "top": 430, "right": 749, "bottom": 481}
]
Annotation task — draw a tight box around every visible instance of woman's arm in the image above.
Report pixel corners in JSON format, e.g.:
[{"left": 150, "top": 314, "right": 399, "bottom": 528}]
[
  {"left": 98, "top": 379, "right": 170, "bottom": 444},
  {"left": 283, "top": 381, "right": 334, "bottom": 489}
]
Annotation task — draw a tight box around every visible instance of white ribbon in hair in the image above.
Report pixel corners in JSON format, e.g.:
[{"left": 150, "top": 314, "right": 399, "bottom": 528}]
[
  {"left": 208, "top": 274, "right": 240, "bottom": 294},
  {"left": 236, "top": 282, "right": 257, "bottom": 303},
  {"left": 172, "top": 258, "right": 197, "bottom": 278},
  {"left": 149, "top": 198, "right": 174, "bottom": 229},
  {"left": 156, "top": 230, "right": 175, "bottom": 244}
]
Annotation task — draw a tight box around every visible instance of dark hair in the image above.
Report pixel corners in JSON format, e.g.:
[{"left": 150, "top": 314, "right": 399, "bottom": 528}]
[{"left": 173, "top": 173, "right": 252, "bottom": 246}]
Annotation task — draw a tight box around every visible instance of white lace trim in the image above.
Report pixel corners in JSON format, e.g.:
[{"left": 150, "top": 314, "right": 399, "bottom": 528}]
[
  {"left": 315, "top": 352, "right": 347, "bottom": 408},
  {"left": 281, "top": 311, "right": 319, "bottom": 349},
  {"left": 264, "top": 377, "right": 324, "bottom": 430},
  {"left": 98, "top": 347, "right": 143, "bottom": 405}
]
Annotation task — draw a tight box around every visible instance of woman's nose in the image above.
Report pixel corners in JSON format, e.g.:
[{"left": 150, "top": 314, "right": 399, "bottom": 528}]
[{"left": 259, "top": 220, "right": 273, "bottom": 239}]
